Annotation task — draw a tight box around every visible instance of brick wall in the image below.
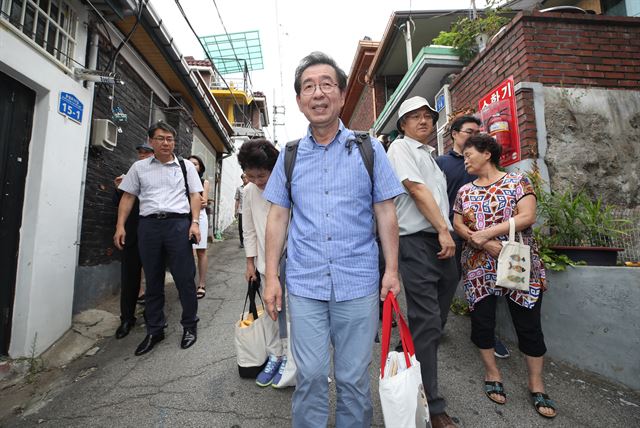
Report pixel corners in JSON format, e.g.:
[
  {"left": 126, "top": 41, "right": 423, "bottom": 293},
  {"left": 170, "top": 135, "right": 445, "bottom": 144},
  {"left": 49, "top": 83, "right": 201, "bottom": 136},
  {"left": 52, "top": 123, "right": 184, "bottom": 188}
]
[
  {"left": 348, "top": 86, "right": 375, "bottom": 130},
  {"left": 449, "top": 11, "right": 640, "bottom": 161},
  {"left": 78, "top": 36, "right": 193, "bottom": 267}
]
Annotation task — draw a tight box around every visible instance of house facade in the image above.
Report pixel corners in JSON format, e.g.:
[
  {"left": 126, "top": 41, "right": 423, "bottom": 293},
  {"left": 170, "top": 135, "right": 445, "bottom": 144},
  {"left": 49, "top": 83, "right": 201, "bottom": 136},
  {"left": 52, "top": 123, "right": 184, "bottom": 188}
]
[
  {"left": 342, "top": 8, "right": 640, "bottom": 206},
  {"left": 0, "top": 0, "right": 235, "bottom": 357},
  {"left": 1, "top": 0, "right": 96, "bottom": 357},
  {"left": 186, "top": 56, "right": 271, "bottom": 235},
  {"left": 74, "top": 4, "right": 234, "bottom": 314}
]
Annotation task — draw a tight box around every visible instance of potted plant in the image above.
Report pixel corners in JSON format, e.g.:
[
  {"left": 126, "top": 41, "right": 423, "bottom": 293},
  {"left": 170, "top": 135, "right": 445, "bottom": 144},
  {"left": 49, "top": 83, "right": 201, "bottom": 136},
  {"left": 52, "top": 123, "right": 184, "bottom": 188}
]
[
  {"left": 529, "top": 171, "right": 628, "bottom": 266},
  {"left": 431, "top": 3, "right": 510, "bottom": 62}
]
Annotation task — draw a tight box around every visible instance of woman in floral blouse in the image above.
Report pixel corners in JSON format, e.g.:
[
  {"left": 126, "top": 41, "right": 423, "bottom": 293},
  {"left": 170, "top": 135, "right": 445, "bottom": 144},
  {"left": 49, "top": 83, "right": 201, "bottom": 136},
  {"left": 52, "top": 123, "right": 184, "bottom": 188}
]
[{"left": 453, "top": 134, "right": 556, "bottom": 419}]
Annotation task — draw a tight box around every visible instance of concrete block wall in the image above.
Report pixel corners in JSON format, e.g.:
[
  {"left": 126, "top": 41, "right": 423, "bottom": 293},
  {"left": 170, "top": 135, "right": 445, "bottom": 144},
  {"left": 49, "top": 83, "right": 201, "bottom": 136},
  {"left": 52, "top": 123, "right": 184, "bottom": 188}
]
[{"left": 496, "top": 266, "right": 640, "bottom": 390}]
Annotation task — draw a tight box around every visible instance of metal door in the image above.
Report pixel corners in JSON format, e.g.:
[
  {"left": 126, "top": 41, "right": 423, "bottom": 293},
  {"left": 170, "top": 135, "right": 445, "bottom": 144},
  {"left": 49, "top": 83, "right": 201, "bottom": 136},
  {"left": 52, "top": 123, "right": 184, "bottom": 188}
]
[{"left": 0, "top": 71, "right": 35, "bottom": 355}]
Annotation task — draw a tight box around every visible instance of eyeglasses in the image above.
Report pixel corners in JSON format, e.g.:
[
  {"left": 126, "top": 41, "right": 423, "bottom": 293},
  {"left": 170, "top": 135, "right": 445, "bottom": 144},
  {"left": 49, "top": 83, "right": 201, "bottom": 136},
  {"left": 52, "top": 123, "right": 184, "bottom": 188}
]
[
  {"left": 151, "top": 136, "right": 175, "bottom": 143},
  {"left": 300, "top": 81, "right": 339, "bottom": 96},
  {"left": 459, "top": 129, "right": 480, "bottom": 135},
  {"left": 405, "top": 112, "right": 433, "bottom": 122}
]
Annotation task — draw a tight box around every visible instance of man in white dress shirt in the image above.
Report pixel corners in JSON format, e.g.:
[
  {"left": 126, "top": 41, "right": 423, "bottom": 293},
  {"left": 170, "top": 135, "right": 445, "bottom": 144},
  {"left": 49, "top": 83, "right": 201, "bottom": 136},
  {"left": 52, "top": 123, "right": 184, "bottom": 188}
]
[
  {"left": 386, "top": 96, "right": 459, "bottom": 428},
  {"left": 114, "top": 122, "right": 203, "bottom": 356}
]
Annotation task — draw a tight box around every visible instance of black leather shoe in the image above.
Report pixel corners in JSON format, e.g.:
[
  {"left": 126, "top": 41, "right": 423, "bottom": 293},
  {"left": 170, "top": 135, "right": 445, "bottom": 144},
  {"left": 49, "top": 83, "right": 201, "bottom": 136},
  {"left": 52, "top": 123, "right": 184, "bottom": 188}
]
[
  {"left": 115, "top": 319, "right": 136, "bottom": 339},
  {"left": 134, "top": 333, "right": 164, "bottom": 356},
  {"left": 180, "top": 328, "right": 197, "bottom": 349}
]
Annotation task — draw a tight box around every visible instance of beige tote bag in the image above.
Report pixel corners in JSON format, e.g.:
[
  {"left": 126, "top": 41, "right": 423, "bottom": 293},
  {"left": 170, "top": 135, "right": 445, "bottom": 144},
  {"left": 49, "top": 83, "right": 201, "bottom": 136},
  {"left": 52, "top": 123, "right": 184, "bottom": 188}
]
[{"left": 496, "top": 217, "right": 531, "bottom": 291}]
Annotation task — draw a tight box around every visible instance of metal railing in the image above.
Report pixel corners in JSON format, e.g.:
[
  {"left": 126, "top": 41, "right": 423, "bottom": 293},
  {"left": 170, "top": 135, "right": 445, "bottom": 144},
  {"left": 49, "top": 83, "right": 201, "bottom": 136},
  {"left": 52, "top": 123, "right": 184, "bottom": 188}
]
[
  {"left": 0, "top": 0, "right": 78, "bottom": 70},
  {"left": 610, "top": 207, "right": 640, "bottom": 264}
]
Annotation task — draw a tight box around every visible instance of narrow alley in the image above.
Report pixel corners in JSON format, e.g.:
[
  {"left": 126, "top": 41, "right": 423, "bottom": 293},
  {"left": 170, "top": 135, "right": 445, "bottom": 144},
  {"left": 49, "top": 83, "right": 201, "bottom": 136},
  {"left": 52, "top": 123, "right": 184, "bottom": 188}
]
[{"left": 1, "top": 228, "right": 639, "bottom": 427}]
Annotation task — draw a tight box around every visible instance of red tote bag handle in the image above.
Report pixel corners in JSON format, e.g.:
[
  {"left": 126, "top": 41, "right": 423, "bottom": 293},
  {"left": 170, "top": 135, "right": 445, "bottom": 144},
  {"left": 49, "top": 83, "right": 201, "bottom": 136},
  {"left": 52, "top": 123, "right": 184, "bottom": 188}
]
[{"left": 380, "top": 293, "right": 416, "bottom": 379}]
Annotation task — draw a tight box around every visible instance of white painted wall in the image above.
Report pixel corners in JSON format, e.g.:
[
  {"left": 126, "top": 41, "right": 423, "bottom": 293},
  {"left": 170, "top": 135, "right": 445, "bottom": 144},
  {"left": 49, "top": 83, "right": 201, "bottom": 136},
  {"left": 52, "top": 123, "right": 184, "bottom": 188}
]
[
  {"left": 219, "top": 139, "right": 245, "bottom": 235},
  {"left": 191, "top": 128, "right": 218, "bottom": 236},
  {"left": 0, "top": 5, "right": 94, "bottom": 356}
]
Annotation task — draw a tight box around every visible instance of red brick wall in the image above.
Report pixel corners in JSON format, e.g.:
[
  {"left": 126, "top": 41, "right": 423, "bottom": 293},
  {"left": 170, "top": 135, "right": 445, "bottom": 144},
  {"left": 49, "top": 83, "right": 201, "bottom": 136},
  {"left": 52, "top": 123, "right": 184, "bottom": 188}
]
[
  {"left": 449, "top": 11, "right": 640, "bottom": 161},
  {"left": 348, "top": 86, "right": 375, "bottom": 130}
]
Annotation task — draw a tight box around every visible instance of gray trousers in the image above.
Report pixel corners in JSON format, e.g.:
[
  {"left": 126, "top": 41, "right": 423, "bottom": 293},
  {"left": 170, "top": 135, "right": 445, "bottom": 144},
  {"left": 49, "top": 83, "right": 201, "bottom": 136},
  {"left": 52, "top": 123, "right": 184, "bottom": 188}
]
[{"left": 399, "top": 232, "right": 458, "bottom": 415}]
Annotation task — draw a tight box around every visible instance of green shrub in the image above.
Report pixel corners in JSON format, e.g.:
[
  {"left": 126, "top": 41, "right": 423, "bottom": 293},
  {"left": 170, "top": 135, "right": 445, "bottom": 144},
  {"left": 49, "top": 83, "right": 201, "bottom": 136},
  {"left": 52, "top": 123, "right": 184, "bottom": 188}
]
[{"left": 432, "top": 6, "right": 510, "bottom": 62}]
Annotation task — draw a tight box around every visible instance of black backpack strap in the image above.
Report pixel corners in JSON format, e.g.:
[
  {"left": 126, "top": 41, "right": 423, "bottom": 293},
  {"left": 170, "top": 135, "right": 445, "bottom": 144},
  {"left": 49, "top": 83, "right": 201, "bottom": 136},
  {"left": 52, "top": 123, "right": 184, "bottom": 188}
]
[
  {"left": 177, "top": 156, "right": 191, "bottom": 199},
  {"left": 178, "top": 156, "right": 194, "bottom": 220},
  {"left": 284, "top": 139, "right": 301, "bottom": 206},
  {"left": 285, "top": 133, "right": 374, "bottom": 203},
  {"left": 353, "top": 132, "right": 374, "bottom": 183}
]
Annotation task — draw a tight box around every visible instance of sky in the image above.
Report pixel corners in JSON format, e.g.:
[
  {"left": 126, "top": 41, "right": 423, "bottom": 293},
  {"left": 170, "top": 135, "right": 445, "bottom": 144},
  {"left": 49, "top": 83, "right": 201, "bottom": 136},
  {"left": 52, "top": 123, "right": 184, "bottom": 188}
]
[{"left": 150, "top": 0, "right": 487, "bottom": 145}]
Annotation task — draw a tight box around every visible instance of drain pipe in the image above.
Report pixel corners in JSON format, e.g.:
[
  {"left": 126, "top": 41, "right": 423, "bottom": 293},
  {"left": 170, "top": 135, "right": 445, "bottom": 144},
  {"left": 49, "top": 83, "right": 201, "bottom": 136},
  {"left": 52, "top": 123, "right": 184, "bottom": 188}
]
[{"left": 73, "top": 31, "right": 100, "bottom": 287}]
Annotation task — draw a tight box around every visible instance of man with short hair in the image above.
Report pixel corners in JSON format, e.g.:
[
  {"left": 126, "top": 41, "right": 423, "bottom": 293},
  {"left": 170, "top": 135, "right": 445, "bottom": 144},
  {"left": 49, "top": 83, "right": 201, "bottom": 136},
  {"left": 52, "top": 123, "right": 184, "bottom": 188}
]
[
  {"left": 113, "top": 142, "right": 154, "bottom": 339},
  {"left": 386, "top": 96, "right": 459, "bottom": 428},
  {"left": 262, "top": 52, "right": 404, "bottom": 427},
  {"left": 436, "top": 116, "right": 511, "bottom": 359},
  {"left": 436, "top": 115, "right": 481, "bottom": 236},
  {"left": 114, "top": 122, "right": 203, "bottom": 356}
]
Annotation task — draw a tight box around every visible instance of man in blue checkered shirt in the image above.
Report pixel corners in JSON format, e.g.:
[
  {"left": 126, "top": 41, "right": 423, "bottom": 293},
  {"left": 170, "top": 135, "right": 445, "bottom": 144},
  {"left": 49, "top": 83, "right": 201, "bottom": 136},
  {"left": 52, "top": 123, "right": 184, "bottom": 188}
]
[{"left": 262, "top": 52, "right": 404, "bottom": 428}]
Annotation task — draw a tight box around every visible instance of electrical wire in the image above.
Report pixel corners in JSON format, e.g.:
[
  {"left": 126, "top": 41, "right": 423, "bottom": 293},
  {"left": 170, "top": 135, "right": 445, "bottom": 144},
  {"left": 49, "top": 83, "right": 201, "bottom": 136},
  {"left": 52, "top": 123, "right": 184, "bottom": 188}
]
[
  {"left": 210, "top": 0, "right": 244, "bottom": 77},
  {"left": 104, "top": 0, "right": 146, "bottom": 73},
  {"left": 272, "top": 0, "right": 287, "bottom": 144},
  {"left": 85, "top": 0, "right": 195, "bottom": 122},
  {"left": 173, "top": 0, "right": 255, "bottom": 130}
]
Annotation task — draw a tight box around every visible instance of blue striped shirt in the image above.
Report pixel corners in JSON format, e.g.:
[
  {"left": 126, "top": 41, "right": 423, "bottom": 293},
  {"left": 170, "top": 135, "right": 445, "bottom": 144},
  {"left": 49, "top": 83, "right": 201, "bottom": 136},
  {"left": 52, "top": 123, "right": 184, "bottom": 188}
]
[{"left": 263, "top": 122, "right": 405, "bottom": 302}]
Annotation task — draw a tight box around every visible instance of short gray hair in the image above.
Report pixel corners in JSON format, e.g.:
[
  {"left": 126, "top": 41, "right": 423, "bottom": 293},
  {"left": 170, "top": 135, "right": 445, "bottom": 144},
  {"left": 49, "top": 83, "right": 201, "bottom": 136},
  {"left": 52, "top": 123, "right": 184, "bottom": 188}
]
[{"left": 294, "top": 52, "right": 347, "bottom": 96}]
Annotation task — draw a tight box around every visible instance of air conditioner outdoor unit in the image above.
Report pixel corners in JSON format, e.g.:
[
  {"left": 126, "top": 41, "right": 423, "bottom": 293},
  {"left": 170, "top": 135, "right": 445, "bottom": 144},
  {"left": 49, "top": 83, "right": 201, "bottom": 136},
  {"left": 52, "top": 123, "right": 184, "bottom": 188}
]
[
  {"left": 91, "top": 119, "right": 118, "bottom": 151},
  {"left": 434, "top": 85, "right": 452, "bottom": 156}
]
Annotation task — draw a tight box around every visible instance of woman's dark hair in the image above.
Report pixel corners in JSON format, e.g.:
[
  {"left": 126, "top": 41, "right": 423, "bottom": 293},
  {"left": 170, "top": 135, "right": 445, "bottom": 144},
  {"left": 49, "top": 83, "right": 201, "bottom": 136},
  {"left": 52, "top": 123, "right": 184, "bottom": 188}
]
[
  {"left": 294, "top": 51, "right": 347, "bottom": 96},
  {"left": 237, "top": 139, "right": 279, "bottom": 171},
  {"left": 463, "top": 134, "right": 502, "bottom": 167},
  {"left": 188, "top": 155, "right": 206, "bottom": 177}
]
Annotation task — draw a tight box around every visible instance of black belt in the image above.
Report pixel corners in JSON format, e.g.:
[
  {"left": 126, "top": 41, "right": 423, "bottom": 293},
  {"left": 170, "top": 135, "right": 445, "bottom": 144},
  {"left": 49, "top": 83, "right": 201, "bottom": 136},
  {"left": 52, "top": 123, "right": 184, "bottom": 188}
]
[
  {"left": 412, "top": 230, "right": 440, "bottom": 239},
  {"left": 140, "top": 212, "right": 190, "bottom": 219}
]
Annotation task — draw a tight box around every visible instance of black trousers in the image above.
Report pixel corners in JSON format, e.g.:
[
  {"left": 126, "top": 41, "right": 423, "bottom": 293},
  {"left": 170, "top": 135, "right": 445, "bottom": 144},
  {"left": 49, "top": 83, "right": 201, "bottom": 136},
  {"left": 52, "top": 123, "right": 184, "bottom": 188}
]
[
  {"left": 452, "top": 232, "right": 464, "bottom": 281},
  {"left": 470, "top": 293, "right": 546, "bottom": 357},
  {"left": 137, "top": 217, "right": 198, "bottom": 335},
  {"left": 237, "top": 213, "right": 244, "bottom": 245},
  {"left": 399, "top": 232, "right": 458, "bottom": 415},
  {"left": 120, "top": 242, "right": 142, "bottom": 322}
]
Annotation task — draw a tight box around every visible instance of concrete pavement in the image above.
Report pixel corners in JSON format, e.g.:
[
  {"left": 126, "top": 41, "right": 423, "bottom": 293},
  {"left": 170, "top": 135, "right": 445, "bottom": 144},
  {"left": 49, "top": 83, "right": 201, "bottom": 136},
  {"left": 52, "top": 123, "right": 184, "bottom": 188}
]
[{"left": 1, "top": 227, "right": 639, "bottom": 427}]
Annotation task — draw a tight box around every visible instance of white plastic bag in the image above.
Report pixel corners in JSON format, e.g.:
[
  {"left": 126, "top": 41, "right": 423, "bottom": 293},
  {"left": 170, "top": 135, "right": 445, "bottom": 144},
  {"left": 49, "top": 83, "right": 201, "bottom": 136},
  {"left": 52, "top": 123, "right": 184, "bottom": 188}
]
[
  {"left": 379, "top": 294, "right": 429, "bottom": 428},
  {"left": 272, "top": 321, "right": 297, "bottom": 388}
]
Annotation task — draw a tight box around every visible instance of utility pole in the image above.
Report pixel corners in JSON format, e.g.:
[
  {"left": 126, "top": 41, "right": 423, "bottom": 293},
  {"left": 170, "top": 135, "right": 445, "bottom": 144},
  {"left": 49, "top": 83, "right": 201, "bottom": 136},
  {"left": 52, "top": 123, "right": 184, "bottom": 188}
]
[
  {"left": 272, "top": 104, "right": 286, "bottom": 147},
  {"left": 400, "top": 19, "right": 414, "bottom": 68}
]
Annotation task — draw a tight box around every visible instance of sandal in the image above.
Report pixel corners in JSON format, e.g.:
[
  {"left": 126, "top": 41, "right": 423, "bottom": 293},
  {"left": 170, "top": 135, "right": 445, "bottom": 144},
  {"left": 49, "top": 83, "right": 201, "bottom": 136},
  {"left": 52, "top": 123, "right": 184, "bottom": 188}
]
[
  {"left": 531, "top": 392, "right": 557, "bottom": 418},
  {"left": 196, "top": 287, "right": 206, "bottom": 299},
  {"left": 484, "top": 381, "right": 506, "bottom": 405}
]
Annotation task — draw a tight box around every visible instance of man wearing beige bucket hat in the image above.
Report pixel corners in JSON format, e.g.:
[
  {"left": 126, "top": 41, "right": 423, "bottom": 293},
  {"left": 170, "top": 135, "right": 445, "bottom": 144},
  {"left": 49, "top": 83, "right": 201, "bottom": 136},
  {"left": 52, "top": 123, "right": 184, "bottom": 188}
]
[{"left": 387, "top": 96, "right": 459, "bottom": 428}]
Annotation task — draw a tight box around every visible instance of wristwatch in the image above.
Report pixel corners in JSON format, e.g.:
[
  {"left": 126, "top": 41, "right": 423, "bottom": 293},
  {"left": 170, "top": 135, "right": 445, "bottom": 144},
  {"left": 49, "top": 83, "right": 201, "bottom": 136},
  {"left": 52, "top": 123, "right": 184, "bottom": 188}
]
[{"left": 192, "top": 219, "right": 200, "bottom": 224}]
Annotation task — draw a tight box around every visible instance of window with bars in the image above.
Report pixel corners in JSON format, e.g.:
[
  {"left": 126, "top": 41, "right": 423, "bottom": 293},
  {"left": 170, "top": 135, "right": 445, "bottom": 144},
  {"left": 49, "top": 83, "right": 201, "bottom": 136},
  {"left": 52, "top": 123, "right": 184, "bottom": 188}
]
[{"left": 0, "top": 0, "right": 78, "bottom": 69}]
